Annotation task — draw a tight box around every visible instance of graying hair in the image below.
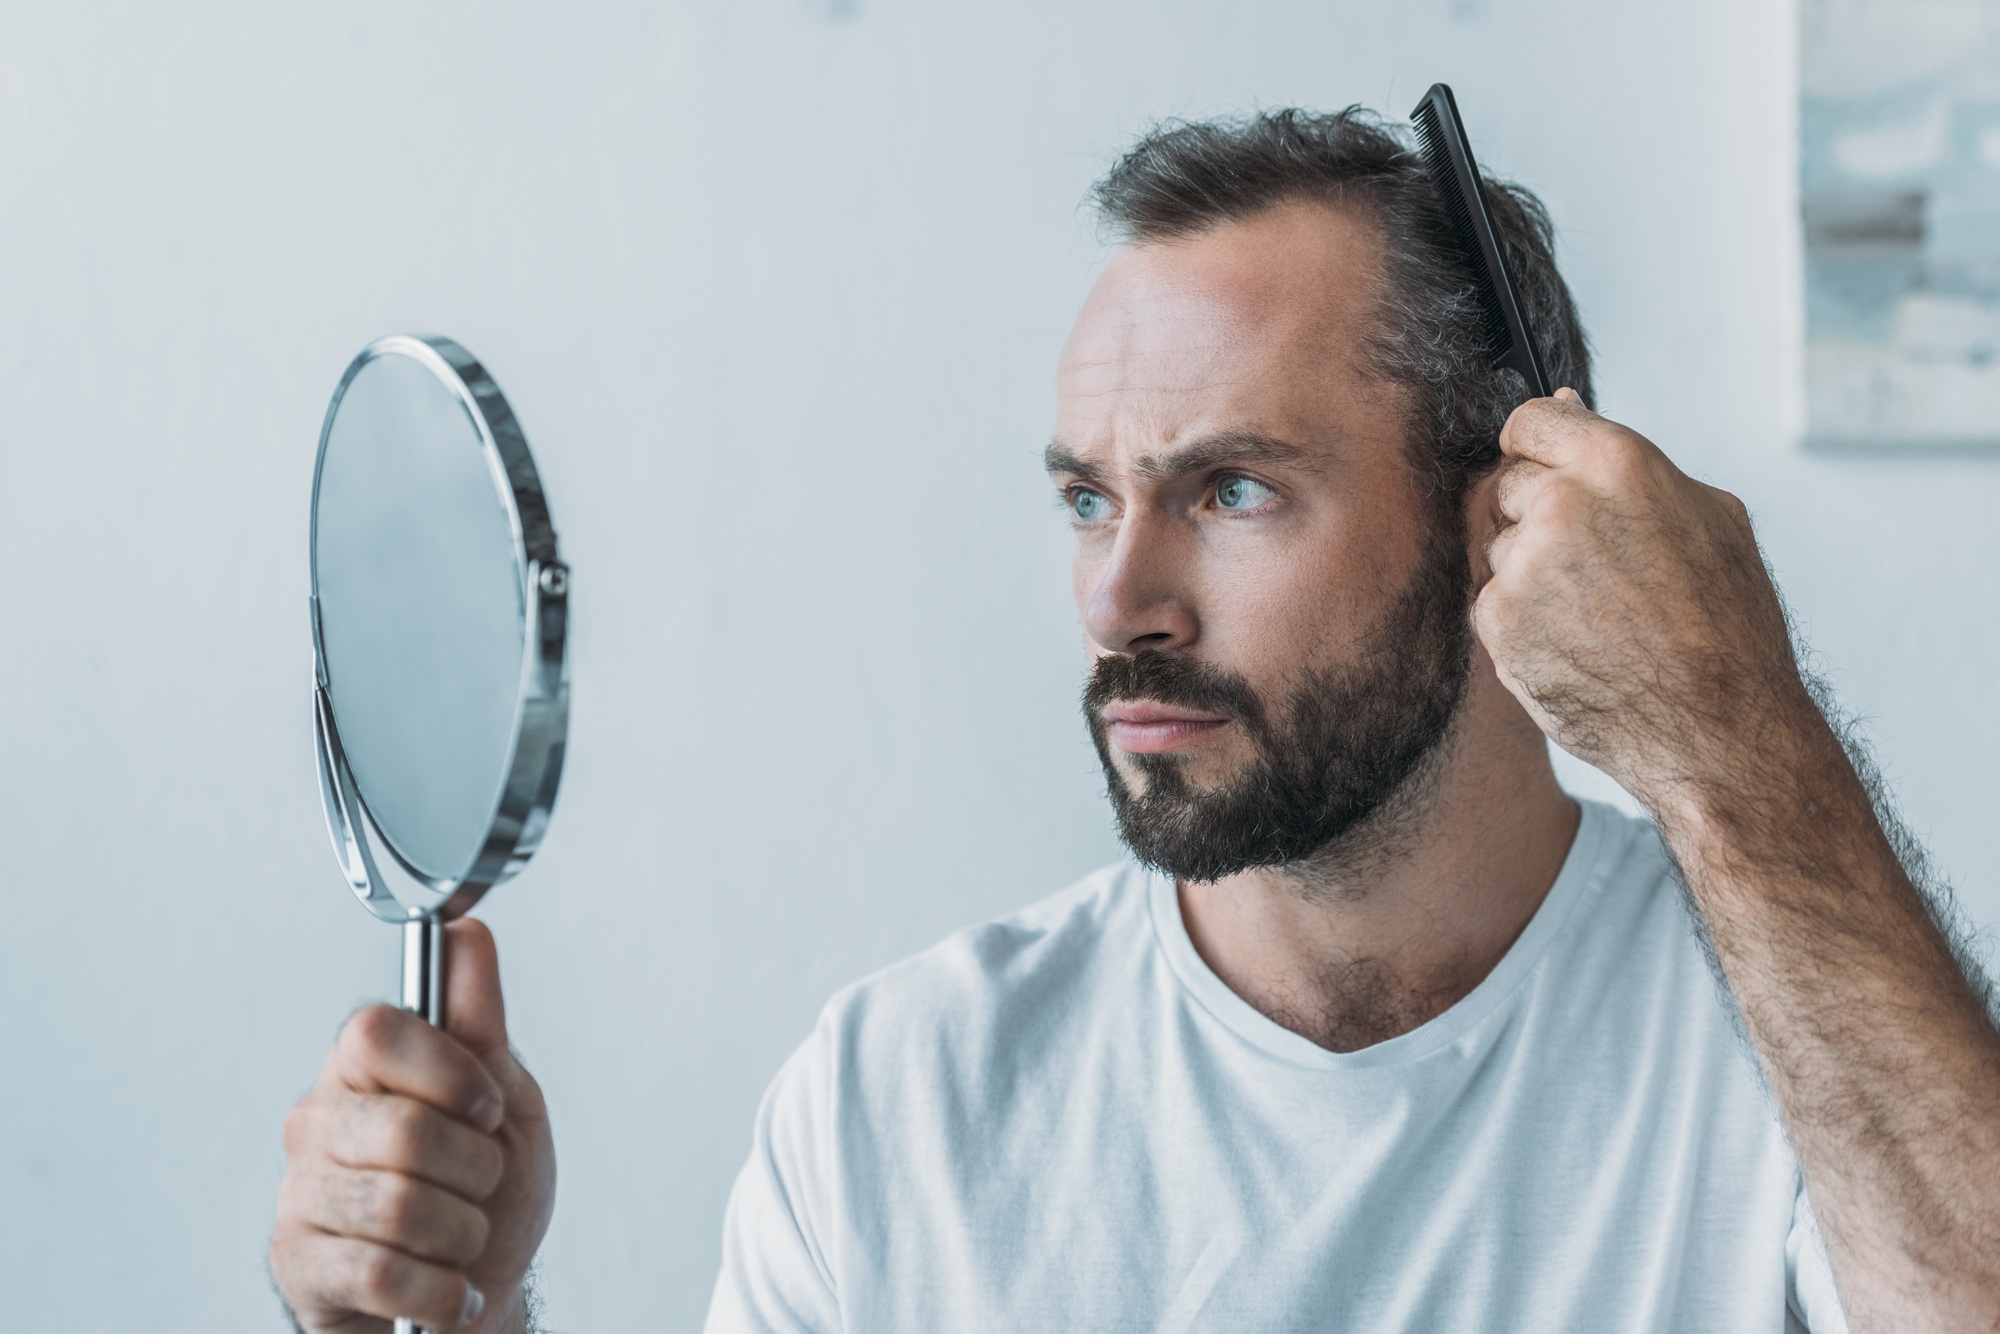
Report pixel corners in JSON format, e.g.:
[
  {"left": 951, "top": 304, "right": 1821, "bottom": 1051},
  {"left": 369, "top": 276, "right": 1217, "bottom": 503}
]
[{"left": 1089, "top": 106, "right": 1593, "bottom": 507}]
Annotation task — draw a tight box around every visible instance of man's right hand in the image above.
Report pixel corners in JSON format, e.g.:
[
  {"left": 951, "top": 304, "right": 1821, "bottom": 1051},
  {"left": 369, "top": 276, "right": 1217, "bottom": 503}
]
[{"left": 271, "top": 918, "right": 556, "bottom": 1333}]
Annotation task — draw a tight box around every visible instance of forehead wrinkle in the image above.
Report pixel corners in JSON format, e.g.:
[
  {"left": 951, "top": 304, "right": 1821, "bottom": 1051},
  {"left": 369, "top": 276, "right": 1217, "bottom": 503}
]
[{"left": 1059, "top": 278, "right": 1247, "bottom": 381}]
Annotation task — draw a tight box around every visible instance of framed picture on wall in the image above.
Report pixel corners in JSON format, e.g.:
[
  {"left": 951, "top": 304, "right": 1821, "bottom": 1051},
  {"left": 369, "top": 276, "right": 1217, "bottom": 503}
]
[{"left": 1803, "top": 0, "right": 2000, "bottom": 450}]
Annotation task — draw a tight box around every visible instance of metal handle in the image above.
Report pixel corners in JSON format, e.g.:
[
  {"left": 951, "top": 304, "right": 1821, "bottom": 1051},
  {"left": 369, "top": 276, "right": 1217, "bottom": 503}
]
[
  {"left": 395, "top": 916, "right": 446, "bottom": 1334},
  {"left": 402, "top": 914, "right": 445, "bottom": 1024}
]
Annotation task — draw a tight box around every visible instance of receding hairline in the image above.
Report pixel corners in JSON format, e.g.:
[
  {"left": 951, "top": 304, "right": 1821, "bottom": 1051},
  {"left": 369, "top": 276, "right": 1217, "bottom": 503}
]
[
  {"left": 1071, "top": 196, "right": 1398, "bottom": 350},
  {"left": 1099, "top": 191, "right": 1393, "bottom": 273},
  {"left": 1103, "top": 180, "right": 1396, "bottom": 253},
  {"left": 1060, "top": 196, "right": 1408, "bottom": 414},
  {"left": 1086, "top": 106, "right": 1413, "bottom": 243}
]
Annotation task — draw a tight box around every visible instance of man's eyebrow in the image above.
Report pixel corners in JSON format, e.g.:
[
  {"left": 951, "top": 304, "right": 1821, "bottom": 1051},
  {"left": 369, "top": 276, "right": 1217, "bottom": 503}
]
[
  {"left": 1134, "top": 431, "right": 1316, "bottom": 482},
  {"left": 1043, "top": 441, "right": 1103, "bottom": 483},
  {"left": 1043, "top": 431, "right": 1318, "bottom": 486}
]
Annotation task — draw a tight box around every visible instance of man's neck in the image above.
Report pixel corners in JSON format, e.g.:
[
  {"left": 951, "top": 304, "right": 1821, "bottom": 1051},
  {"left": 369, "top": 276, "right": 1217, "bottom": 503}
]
[{"left": 1176, "top": 683, "right": 1580, "bottom": 1053}]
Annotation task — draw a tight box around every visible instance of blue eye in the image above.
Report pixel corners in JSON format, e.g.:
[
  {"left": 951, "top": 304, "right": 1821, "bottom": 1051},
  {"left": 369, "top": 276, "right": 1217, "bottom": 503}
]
[
  {"left": 1216, "top": 476, "right": 1275, "bottom": 510},
  {"left": 1070, "top": 488, "right": 1109, "bottom": 521}
]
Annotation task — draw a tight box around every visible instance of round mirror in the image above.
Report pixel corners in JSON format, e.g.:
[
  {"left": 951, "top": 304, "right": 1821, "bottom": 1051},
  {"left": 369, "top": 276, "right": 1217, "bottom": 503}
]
[{"left": 309, "top": 334, "right": 569, "bottom": 925}]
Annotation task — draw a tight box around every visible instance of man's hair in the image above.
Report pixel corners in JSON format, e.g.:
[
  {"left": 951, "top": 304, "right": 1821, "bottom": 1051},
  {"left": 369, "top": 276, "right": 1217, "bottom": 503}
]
[{"left": 1088, "top": 106, "right": 1593, "bottom": 505}]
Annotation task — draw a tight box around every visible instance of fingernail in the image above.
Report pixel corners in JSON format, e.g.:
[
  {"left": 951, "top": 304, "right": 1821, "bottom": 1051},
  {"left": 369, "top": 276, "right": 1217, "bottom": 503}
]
[
  {"left": 460, "top": 1284, "right": 487, "bottom": 1325},
  {"left": 470, "top": 1095, "right": 502, "bottom": 1133}
]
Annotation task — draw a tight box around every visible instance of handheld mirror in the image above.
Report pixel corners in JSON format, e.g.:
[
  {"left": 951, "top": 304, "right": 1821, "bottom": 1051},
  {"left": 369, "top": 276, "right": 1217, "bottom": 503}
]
[{"left": 309, "top": 333, "right": 568, "bottom": 1080}]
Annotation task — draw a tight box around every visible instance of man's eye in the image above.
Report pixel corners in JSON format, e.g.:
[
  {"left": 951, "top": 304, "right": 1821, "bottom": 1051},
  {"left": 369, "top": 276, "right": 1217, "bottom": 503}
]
[
  {"left": 1070, "top": 488, "right": 1110, "bottom": 521},
  {"left": 1215, "top": 476, "right": 1275, "bottom": 511}
]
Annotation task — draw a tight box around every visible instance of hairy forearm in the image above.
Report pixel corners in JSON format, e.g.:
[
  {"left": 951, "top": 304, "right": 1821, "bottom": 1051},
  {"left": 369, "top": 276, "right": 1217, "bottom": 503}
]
[{"left": 1647, "top": 699, "right": 2000, "bottom": 1329}]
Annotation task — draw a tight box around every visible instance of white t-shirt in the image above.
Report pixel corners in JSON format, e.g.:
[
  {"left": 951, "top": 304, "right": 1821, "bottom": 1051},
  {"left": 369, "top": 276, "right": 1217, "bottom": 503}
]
[{"left": 707, "top": 801, "right": 1847, "bottom": 1332}]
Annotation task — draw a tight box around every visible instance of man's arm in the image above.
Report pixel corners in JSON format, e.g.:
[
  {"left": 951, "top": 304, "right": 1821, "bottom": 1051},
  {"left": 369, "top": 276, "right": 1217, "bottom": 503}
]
[{"left": 1475, "top": 391, "right": 2000, "bottom": 1330}]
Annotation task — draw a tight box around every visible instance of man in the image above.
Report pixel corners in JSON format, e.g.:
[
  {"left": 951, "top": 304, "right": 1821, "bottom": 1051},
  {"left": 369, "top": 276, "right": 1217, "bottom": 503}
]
[{"left": 270, "top": 109, "right": 2000, "bottom": 1332}]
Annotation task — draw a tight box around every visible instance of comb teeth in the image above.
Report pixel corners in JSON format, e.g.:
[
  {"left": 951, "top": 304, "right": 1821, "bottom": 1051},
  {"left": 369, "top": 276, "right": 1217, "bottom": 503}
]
[{"left": 1411, "top": 100, "right": 1513, "bottom": 359}]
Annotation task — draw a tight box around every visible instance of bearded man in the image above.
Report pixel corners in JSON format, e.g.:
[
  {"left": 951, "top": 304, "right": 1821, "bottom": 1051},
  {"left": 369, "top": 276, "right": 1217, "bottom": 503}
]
[{"left": 271, "top": 109, "right": 2000, "bottom": 1333}]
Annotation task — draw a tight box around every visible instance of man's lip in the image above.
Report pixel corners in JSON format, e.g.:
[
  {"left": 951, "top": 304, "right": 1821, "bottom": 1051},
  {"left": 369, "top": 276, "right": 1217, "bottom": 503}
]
[{"left": 1101, "top": 700, "right": 1233, "bottom": 754}]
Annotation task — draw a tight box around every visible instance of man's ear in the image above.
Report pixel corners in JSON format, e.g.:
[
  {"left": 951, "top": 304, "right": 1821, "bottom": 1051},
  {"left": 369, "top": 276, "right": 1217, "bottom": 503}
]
[{"left": 1462, "top": 465, "right": 1507, "bottom": 588}]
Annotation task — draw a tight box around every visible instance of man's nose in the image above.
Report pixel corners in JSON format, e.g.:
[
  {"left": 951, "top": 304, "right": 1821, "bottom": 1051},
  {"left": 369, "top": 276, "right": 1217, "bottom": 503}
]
[{"left": 1080, "top": 512, "right": 1199, "bottom": 654}]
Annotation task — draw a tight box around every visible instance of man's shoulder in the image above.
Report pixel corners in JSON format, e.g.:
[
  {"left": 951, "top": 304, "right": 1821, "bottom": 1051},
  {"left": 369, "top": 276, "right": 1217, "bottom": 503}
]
[{"left": 812, "top": 859, "right": 1152, "bottom": 1060}]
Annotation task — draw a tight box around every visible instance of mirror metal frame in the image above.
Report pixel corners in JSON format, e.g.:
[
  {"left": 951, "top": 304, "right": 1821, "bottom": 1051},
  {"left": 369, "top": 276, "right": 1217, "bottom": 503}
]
[{"left": 308, "top": 334, "right": 569, "bottom": 923}]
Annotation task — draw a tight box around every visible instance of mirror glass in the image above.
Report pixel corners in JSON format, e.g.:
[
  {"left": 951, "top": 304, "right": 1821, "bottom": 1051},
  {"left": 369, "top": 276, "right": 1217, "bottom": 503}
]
[{"left": 313, "top": 346, "right": 529, "bottom": 885}]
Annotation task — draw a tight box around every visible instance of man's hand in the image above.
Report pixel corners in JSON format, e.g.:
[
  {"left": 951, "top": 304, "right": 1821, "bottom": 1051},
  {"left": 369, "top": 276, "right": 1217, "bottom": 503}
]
[
  {"left": 272, "top": 919, "right": 555, "bottom": 1333},
  {"left": 1473, "top": 387, "right": 1812, "bottom": 811}
]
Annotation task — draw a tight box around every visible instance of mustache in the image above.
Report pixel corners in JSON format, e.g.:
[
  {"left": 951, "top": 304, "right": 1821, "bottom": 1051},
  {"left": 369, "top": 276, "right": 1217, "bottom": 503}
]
[{"left": 1083, "top": 650, "right": 1268, "bottom": 733}]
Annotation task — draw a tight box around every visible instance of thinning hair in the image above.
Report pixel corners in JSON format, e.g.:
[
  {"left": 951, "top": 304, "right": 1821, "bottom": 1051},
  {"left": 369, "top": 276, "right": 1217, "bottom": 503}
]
[{"left": 1088, "top": 106, "right": 1593, "bottom": 506}]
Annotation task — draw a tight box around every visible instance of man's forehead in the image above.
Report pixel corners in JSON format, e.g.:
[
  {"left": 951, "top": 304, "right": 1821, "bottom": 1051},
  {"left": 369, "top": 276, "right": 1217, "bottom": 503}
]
[{"left": 1054, "top": 201, "right": 1387, "bottom": 467}]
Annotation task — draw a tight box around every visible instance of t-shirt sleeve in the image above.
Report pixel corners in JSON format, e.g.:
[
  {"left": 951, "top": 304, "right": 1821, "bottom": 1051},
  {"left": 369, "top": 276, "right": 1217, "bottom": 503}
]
[
  {"left": 704, "top": 1016, "right": 844, "bottom": 1334},
  {"left": 1786, "top": 1183, "right": 1848, "bottom": 1334}
]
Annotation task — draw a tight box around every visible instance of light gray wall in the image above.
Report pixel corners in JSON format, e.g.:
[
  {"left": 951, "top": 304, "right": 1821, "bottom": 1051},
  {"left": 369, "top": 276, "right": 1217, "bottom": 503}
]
[{"left": 2, "top": 1, "right": 1992, "bottom": 1327}]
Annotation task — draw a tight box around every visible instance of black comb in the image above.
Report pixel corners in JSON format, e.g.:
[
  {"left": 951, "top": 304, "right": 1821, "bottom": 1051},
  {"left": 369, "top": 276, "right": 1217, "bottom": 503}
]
[{"left": 1410, "top": 83, "right": 1551, "bottom": 400}]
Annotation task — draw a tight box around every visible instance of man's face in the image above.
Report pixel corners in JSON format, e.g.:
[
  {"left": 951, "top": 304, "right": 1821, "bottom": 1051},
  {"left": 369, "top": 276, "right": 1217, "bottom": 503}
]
[{"left": 1050, "top": 201, "right": 1474, "bottom": 880}]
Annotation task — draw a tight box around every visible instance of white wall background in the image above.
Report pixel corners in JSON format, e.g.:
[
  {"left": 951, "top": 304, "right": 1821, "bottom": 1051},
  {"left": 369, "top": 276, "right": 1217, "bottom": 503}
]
[{"left": 1, "top": 1, "right": 1993, "bottom": 1328}]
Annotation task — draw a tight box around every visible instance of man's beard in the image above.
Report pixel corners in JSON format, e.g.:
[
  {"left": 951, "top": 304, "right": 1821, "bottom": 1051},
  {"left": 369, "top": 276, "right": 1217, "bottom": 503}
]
[{"left": 1084, "top": 517, "right": 1475, "bottom": 884}]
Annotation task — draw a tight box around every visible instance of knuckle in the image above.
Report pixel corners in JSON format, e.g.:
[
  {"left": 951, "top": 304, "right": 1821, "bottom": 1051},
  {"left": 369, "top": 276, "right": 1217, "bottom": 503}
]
[
  {"left": 1534, "top": 480, "right": 1585, "bottom": 527},
  {"left": 281, "top": 1098, "right": 318, "bottom": 1156},
  {"left": 276, "top": 1165, "right": 311, "bottom": 1211},
  {"left": 267, "top": 1224, "right": 302, "bottom": 1279},
  {"left": 1506, "top": 400, "right": 1558, "bottom": 444},
  {"left": 342, "top": 1004, "right": 405, "bottom": 1060},
  {"left": 1593, "top": 433, "right": 1648, "bottom": 485},
  {"left": 269, "top": 1227, "right": 334, "bottom": 1313},
  {"left": 1475, "top": 581, "right": 1516, "bottom": 627}
]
